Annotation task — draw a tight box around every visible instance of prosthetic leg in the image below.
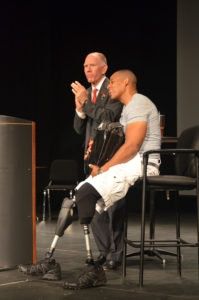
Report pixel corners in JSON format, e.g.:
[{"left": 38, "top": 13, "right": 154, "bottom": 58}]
[
  {"left": 45, "top": 196, "right": 77, "bottom": 259},
  {"left": 43, "top": 199, "right": 106, "bottom": 288},
  {"left": 45, "top": 196, "right": 94, "bottom": 264},
  {"left": 19, "top": 196, "right": 95, "bottom": 274},
  {"left": 18, "top": 196, "right": 76, "bottom": 279},
  {"left": 83, "top": 224, "right": 94, "bottom": 264},
  {"left": 19, "top": 185, "right": 106, "bottom": 288}
]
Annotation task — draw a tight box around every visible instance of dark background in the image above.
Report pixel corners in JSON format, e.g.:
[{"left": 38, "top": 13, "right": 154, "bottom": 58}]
[{"left": 1, "top": 1, "right": 177, "bottom": 211}]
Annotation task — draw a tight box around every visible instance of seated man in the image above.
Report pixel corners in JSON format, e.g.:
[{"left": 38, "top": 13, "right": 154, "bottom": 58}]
[{"left": 19, "top": 69, "right": 161, "bottom": 290}]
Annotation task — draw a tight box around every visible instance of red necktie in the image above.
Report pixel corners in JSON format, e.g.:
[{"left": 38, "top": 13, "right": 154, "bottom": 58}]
[{"left": 92, "top": 88, "right": 98, "bottom": 103}]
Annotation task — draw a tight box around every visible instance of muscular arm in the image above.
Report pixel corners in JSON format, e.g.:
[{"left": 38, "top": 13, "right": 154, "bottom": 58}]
[{"left": 90, "top": 121, "right": 147, "bottom": 176}]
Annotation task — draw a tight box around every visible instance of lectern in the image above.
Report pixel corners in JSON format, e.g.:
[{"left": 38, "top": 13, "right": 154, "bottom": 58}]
[{"left": 0, "top": 115, "right": 36, "bottom": 270}]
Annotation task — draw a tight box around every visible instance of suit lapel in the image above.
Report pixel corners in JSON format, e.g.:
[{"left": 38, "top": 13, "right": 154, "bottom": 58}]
[
  {"left": 96, "top": 78, "right": 109, "bottom": 103},
  {"left": 87, "top": 86, "right": 92, "bottom": 102}
]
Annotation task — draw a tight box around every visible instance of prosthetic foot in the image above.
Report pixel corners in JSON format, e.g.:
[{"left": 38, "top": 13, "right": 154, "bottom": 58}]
[
  {"left": 42, "top": 262, "right": 62, "bottom": 281},
  {"left": 18, "top": 258, "right": 60, "bottom": 277},
  {"left": 63, "top": 261, "right": 107, "bottom": 290}
]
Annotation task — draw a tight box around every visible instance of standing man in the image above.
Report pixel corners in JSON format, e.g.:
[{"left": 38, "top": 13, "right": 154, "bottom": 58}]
[{"left": 71, "top": 52, "right": 125, "bottom": 270}]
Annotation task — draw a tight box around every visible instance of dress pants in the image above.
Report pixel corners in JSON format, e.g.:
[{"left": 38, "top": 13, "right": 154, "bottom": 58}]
[{"left": 91, "top": 197, "right": 126, "bottom": 262}]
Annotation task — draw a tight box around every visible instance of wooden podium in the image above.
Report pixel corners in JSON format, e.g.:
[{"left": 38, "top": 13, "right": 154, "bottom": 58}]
[{"left": 0, "top": 115, "right": 36, "bottom": 270}]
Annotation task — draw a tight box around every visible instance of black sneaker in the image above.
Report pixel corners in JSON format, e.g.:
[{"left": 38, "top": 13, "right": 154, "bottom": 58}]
[
  {"left": 63, "top": 263, "right": 107, "bottom": 290},
  {"left": 42, "top": 262, "right": 62, "bottom": 281},
  {"left": 18, "top": 258, "right": 57, "bottom": 276}
]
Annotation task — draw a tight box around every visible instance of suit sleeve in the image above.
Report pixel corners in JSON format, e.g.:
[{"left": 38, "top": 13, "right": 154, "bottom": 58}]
[
  {"left": 73, "top": 79, "right": 123, "bottom": 136},
  {"left": 83, "top": 97, "right": 123, "bottom": 127},
  {"left": 73, "top": 112, "right": 87, "bottom": 135}
]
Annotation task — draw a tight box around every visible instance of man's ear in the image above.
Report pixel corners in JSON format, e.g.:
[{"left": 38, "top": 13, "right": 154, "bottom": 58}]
[
  {"left": 102, "top": 64, "right": 108, "bottom": 75},
  {"left": 124, "top": 78, "right": 129, "bottom": 86}
]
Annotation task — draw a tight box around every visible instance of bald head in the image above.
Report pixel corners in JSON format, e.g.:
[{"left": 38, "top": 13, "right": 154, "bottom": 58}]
[
  {"left": 115, "top": 69, "right": 137, "bottom": 88},
  {"left": 85, "top": 52, "right": 107, "bottom": 66},
  {"left": 108, "top": 69, "right": 137, "bottom": 104}
]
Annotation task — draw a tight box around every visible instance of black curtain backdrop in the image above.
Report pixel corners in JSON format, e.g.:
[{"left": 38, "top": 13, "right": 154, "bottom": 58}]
[{"left": 1, "top": 1, "right": 177, "bottom": 178}]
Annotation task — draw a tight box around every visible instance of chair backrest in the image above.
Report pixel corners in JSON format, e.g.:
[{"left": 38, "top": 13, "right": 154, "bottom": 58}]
[
  {"left": 49, "top": 159, "right": 78, "bottom": 184},
  {"left": 175, "top": 125, "right": 199, "bottom": 177}
]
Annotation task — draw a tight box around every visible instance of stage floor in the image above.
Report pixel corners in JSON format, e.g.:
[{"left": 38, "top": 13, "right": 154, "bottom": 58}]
[{"left": 1, "top": 211, "right": 199, "bottom": 300}]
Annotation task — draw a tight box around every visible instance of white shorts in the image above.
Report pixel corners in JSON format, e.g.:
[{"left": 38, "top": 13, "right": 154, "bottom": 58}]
[{"left": 76, "top": 153, "right": 160, "bottom": 212}]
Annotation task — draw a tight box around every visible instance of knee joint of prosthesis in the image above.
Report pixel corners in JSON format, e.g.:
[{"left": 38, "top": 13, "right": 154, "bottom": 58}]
[{"left": 62, "top": 197, "right": 75, "bottom": 209}]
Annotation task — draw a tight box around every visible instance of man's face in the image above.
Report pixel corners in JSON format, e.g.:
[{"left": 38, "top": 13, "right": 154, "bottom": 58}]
[
  {"left": 107, "top": 72, "right": 125, "bottom": 100},
  {"left": 84, "top": 54, "right": 107, "bottom": 86}
]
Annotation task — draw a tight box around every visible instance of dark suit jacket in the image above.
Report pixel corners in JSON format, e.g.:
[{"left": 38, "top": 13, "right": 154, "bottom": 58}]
[{"left": 74, "top": 77, "right": 123, "bottom": 156}]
